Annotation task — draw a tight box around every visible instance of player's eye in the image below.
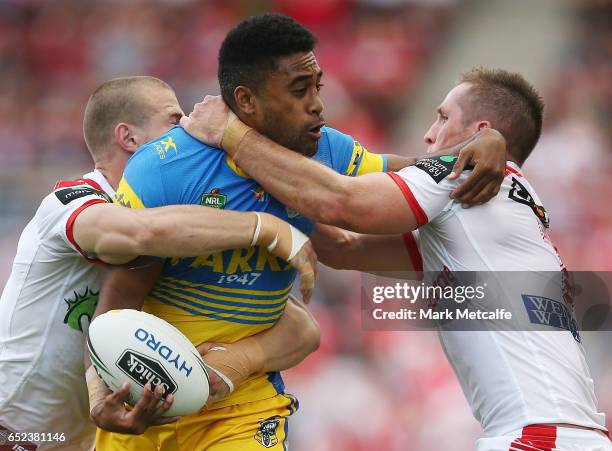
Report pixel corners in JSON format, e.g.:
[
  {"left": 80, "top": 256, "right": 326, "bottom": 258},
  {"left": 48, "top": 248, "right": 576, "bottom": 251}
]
[
  {"left": 294, "top": 87, "right": 308, "bottom": 97},
  {"left": 316, "top": 83, "right": 324, "bottom": 92}
]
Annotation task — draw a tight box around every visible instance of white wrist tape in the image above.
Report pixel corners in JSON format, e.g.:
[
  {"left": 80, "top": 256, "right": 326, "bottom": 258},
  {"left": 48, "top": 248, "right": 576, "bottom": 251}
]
[
  {"left": 203, "top": 354, "right": 236, "bottom": 394},
  {"left": 286, "top": 224, "right": 309, "bottom": 260},
  {"left": 251, "top": 213, "right": 262, "bottom": 247}
]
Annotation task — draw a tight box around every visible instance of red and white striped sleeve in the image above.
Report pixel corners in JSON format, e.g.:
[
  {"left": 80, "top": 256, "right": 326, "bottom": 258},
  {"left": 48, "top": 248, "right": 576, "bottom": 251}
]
[
  {"left": 387, "top": 158, "right": 461, "bottom": 227},
  {"left": 38, "top": 178, "right": 112, "bottom": 263}
]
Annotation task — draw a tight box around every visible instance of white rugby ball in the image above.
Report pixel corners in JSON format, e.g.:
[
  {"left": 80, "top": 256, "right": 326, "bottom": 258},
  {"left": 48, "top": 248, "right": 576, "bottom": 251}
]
[{"left": 88, "top": 309, "right": 209, "bottom": 417}]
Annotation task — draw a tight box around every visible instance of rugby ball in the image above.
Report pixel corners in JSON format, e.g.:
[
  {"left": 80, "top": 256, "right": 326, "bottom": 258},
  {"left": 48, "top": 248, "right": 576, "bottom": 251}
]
[{"left": 88, "top": 309, "right": 209, "bottom": 417}]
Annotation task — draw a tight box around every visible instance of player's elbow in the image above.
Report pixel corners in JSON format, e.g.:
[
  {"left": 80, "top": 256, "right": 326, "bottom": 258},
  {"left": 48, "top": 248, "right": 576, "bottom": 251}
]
[
  {"left": 288, "top": 303, "right": 320, "bottom": 356},
  {"left": 95, "top": 221, "right": 156, "bottom": 264},
  {"left": 314, "top": 200, "right": 347, "bottom": 228},
  {"left": 300, "top": 314, "right": 320, "bottom": 354}
]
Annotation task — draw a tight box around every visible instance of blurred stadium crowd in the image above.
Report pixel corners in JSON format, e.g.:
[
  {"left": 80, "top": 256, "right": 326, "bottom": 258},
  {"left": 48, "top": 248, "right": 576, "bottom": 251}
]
[{"left": 0, "top": 1, "right": 610, "bottom": 450}]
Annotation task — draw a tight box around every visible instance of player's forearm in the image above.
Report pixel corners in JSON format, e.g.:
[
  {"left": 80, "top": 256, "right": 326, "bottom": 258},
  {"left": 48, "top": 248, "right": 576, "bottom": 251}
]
[
  {"left": 313, "top": 224, "right": 414, "bottom": 271},
  {"left": 133, "top": 206, "right": 257, "bottom": 258},
  {"left": 199, "top": 297, "right": 319, "bottom": 391},
  {"left": 75, "top": 204, "right": 258, "bottom": 264},
  {"left": 234, "top": 130, "right": 353, "bottom": 226},
  {"left": 258, "top": 296, "right": 320, "bottom": 372},
  {"left": 384, "top": 154, "right": 417, "bottom": 171}
]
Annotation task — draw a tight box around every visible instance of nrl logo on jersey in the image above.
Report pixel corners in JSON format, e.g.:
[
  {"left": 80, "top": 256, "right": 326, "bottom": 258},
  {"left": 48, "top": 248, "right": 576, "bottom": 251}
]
[
  {"left": 201, "top": 188, "right": 227, "bottom": 209},
  {"left": 254, "top": 416, "right": 281, "bottom": 448}
]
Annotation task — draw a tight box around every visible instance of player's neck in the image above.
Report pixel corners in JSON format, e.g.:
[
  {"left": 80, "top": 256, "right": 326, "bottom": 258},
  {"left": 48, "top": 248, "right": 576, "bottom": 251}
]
[
  {"left": 94, "top": 155, "right": 126, "bottom": 191},
  {"left": 234, "top": 110, "right": 258, "bottom": 131}
]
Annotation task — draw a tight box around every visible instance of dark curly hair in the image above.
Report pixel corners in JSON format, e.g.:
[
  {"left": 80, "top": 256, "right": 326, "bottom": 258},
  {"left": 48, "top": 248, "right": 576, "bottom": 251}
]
[{"left": 218, "top": 13, "right": 317, "bottom": 107}]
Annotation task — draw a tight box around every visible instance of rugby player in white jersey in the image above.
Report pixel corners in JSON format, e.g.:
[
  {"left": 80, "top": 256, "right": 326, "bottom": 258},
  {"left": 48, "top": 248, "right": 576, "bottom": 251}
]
[
  {"left": 181, "top": 68, "right": 611, "bottom": 450},
  {"left": 0, "top": 76, "right": 319, "bottom": 450}
]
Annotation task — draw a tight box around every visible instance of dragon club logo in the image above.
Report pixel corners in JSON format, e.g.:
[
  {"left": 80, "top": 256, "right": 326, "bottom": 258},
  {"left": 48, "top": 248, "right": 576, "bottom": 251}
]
[{"left": 64, "top": 286, "right": 99, "bottom": 332}]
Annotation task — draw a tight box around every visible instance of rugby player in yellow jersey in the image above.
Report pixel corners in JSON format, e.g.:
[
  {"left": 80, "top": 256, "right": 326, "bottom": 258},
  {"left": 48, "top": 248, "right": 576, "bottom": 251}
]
[
  {"left": 95, "top": 14, "right": 505, "bottom": 451},
  {"left": 72, "top": 77, "right": 320, "bottom": 438}
]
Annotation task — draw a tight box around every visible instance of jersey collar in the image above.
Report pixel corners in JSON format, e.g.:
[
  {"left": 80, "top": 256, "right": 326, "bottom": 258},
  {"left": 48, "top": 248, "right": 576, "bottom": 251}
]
[
  {"left": 505, "top": 161, "right": 522, "bottom": 177},
  {"left": 84, "top": 169, "right": 115, "bottom": 198}
]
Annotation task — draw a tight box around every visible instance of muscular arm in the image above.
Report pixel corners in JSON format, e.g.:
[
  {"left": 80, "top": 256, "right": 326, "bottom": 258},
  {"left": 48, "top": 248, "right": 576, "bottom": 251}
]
[
  {"left": 384, "top": 154, "right": 416, "bottom": 172},
  {"left": 232, "top": 132, "right": 415, "bottom": 234},
  {"left": 257, "top": 296, "right": 320, "bottom": 372},
  {"left": 179, "top": 98, "right": 506, "bottom": 233},
  {"left": 312, "top": 224, "right": 414, "bottom": 272},
  {"left": 74, "top": 203, "right": 258, "bottom": 264},
  {"left": 199, "top": 295, "right": 320, "bottom": 389},
  {"left": 74, "top": 204, "right": 316, "bottom": 301},
  {"left": 181, "top": 96, "right": 506, "bottom": 216}
]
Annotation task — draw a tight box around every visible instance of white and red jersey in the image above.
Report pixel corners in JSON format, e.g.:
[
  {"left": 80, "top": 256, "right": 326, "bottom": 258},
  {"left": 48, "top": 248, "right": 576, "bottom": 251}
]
[
  {"left": 389, "top": 158, "right": 608, "bottom": 437},
  {"left": 0, "top": 170, "right": 113, "bottom": 450}
]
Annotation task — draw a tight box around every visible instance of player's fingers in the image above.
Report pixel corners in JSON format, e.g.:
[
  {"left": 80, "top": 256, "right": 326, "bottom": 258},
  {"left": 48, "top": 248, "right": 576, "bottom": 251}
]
[
  {"left": 298, "top": 269, "right": 315, "bottom": 302},
  {"left": 196, "top": 342, "right": 219, "bottom": 356},
  {"left": 474, "top": 179, "right": 501, "bottom": 204},
  {"left": 450, "top": 168, "right": 481, "bottom": 199},
  {"left": 151, "top": 383, "right": 164, "bottom": 405},
  {"left": 456, "top": 177, "right": 491, "bottom": 207},
  {"left": 294, "top": 248, "right": 316, "bottom": 302},
  {"left": 179, "top": 115, "right": 192, "bottom": 129},
  {"left": 449, "top": 149, "right": 472, "bottom": 180},
  {"left": 152, "top": 393, "right": 175, "bottom": 420},
  {"left": 130, "top": 383, "right": 154, "bottom": 417},
  {"left": 108, "top": 382, "right": 131, "bottom": 405},
  {"left": 469, "top": 180, "right": 502, "bottom": 205},
  {"left": 301, "top": 287, "right": 313, "bottom": 304},
  {"left": 134, "top": 384, "right": 163, "bottom": 423}
]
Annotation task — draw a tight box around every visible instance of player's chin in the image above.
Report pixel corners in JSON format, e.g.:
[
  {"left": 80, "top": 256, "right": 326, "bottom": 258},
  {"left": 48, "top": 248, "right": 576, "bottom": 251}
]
[{"left": 299, "top": 137, "right": 319, "bottom": 157}]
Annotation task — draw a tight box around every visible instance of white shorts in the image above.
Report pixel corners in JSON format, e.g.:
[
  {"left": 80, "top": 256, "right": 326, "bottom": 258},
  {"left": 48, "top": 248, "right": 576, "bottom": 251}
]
[{"left": 476, "top": 425, "right": 612, "bottom": 451}]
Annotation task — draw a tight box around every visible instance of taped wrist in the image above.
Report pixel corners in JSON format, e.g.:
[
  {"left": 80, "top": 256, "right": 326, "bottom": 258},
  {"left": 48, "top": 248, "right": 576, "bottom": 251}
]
[
  {"left": 86, "top": 365, "right": 111, "bottom": 414},
  {"left": 253, "top": 213, "right": 308, "bottom": 262},
  {"left": 220, "top": 114, "right": 252, "bottom": 156},
  {"left": 201, "top": 337, "right": 265, "bottom": 391}
]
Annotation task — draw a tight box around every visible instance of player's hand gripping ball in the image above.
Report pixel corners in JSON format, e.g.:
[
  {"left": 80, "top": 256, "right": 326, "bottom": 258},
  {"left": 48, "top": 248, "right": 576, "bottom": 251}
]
[{"left": 88, "top": 309, "right": 210, "bottom": 417}]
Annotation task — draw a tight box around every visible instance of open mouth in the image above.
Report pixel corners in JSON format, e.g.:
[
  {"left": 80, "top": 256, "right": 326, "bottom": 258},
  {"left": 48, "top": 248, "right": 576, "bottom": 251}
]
[{"left": 307, "top": 122, "right": 325, "bottom": 140}]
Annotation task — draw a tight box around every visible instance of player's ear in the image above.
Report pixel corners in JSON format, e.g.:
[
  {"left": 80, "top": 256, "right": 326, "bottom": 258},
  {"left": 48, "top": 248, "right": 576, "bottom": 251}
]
[
  {"left": 476, "top": 120, "right": 491, "bottom": 131},
  {"left": 114, "top": 123, "right": 140, "bottom": 154},
  {"left": 233, "top": 86, "right": 257, "bottom": 116}
]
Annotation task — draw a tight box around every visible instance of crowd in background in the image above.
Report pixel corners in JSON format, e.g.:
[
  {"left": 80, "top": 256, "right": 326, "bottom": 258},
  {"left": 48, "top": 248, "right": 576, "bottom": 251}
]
[
  {"left": 0, "top": 1, "right": 610, "bottom": 450},
  {"left": 525, "top": 0, "right": 612, "bottom": 270}
]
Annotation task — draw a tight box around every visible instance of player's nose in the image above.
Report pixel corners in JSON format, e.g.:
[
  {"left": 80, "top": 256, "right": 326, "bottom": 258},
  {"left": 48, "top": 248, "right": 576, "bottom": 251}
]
[
  {"left": 310, "top": 93, "right": 323, "bottom": 116},
  {"left": 424, "top": 128, "right": 435, "bottom": 145}
]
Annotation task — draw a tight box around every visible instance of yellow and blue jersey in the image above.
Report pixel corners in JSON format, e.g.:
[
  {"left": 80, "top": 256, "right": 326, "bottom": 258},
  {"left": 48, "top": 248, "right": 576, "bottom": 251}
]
[{"left": 115, "top": 125, "right": 386, "bottom": 408}]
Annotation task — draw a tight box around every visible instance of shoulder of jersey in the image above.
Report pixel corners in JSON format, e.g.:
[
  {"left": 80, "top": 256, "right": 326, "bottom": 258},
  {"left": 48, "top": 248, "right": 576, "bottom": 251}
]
[
  {"left": 413, "top": 154, "right": 473, "bottom": 184},
  {"left": 130, "top": 125, "right": 220, "bottom": 166},
  {"left": 321, "top": 125, "right": 351, "bottom": 146},
  {"left": 51, "top": 178, "right": 112, "bottom": 205}
]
